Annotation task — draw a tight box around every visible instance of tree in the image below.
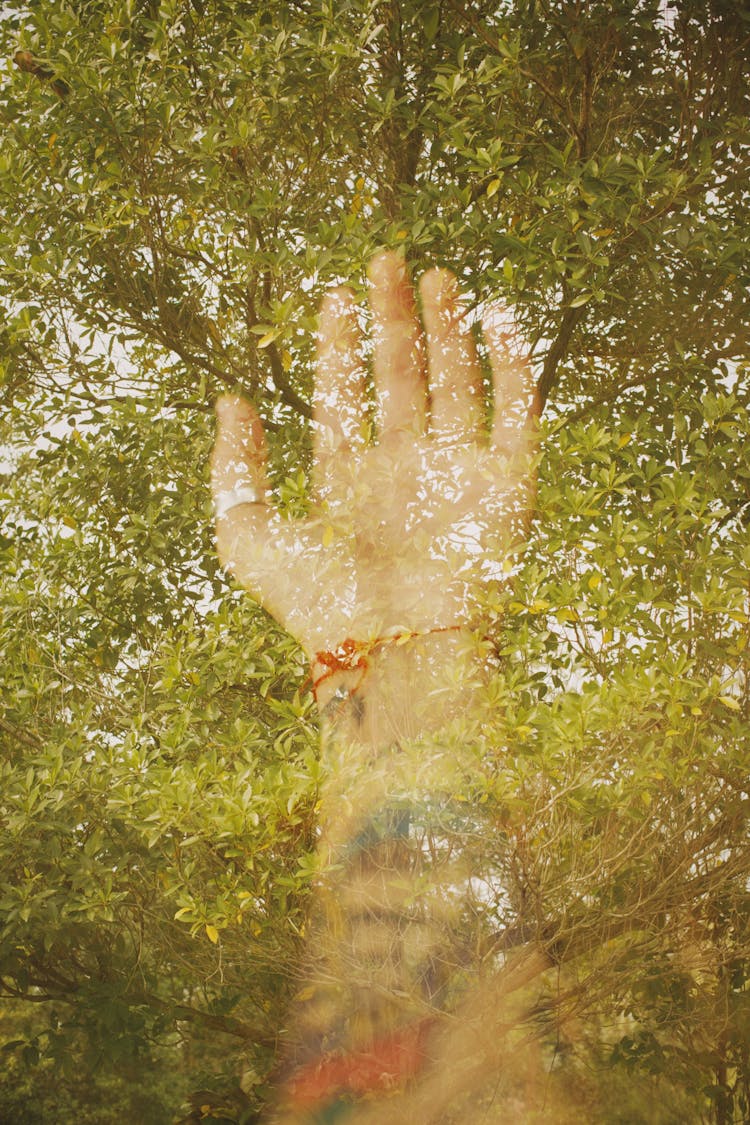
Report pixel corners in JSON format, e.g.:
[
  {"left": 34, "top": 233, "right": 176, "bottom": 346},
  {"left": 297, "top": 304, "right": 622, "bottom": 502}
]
[{"left": 1, "top": 0, "right": 748, "bottom": 1120}]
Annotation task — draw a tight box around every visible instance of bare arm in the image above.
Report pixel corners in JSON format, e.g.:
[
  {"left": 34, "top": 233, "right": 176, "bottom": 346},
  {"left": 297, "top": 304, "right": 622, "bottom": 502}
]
[{"left": 210, "top": 250, "right": 537, "bottom": 1121}]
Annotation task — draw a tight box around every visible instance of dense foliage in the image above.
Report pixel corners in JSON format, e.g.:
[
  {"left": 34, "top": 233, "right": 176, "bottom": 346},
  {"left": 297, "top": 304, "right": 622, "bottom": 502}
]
[{"left": 1, "top": 1, "right": 749, "bottom": 1120}]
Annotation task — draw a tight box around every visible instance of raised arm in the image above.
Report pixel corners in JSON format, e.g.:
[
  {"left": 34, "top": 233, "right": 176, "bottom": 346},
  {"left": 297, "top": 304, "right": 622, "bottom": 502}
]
[
  {"left": 211, "top": 250, "right": 534, "bottom": 737},
  {"left": 210, "top": 251, "right": 538, "bottom": 1122}
]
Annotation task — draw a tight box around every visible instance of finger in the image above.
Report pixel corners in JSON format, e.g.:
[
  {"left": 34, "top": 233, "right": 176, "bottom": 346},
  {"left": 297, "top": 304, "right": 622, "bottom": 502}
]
[
  {"left": 313, "top": 287, "right": 368, "bottom": 487},
  {"left": 482, "top": 305, "right": 535, "bottom": 459},
  {"left": 419, "top": 268, "right": 484, "bottom": 444},
  {"left": 212, "top": 394, "right": 269, "bottom": 507},
  {"left": 211, "top": 394, "right": 273, "bottom": 589},
  {"left": 368, "top": 250, "right": 427, "bottom": 438},
  {"left": 483, "top": 307, "right": 538, "bottom": 538}
]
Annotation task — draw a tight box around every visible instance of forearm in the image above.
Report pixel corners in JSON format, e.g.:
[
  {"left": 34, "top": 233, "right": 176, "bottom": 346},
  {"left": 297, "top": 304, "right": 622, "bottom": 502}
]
[
  {"left": 311, "top": 627, "right": 492, "bottom": 850},
  {"left": 269, "top": 630, "right": 501, "bottom": 1121}
]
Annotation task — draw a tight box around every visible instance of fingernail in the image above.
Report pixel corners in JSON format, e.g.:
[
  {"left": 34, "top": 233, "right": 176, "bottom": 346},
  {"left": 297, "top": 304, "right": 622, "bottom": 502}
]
[
  {"left": 215, "top": 396, "right": 235, "bottom": 421},
  {"left": 368, "top": 249, "right": 407, "bottom": 288}
]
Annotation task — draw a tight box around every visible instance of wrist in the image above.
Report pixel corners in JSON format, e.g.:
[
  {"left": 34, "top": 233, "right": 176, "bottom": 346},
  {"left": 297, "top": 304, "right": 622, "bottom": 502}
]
[{"left": 312, "top": 626, "right": 490, "bottom": 747}]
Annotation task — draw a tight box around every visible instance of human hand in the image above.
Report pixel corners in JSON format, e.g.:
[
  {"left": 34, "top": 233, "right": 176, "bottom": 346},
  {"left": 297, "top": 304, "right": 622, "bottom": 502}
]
[{"left": 211, "top": 251, "right": 534, "bottom": 684}]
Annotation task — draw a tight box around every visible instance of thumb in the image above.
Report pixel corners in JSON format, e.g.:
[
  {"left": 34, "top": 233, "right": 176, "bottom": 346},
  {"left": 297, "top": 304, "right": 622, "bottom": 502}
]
[
  {"left": 210, "top": 395, "right": 345, "bottom": 651},
  {"left": 211, "top": 394, "right": 274, "bottom": 592}
]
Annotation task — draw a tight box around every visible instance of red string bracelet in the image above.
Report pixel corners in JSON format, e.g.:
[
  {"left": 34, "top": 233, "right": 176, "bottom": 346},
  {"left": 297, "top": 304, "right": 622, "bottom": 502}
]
[{"left": 304, "top": 626, "right": 462, "bottom": 703}]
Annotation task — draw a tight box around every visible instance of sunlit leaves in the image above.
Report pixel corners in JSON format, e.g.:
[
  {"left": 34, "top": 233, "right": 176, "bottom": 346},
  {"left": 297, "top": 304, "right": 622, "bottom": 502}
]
[{"left": 1, "top": 0, "right": 749, "bottom": 1120}]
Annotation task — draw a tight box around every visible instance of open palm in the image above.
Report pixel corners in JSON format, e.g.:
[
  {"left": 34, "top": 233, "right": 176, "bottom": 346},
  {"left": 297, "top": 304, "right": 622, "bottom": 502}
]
[{"left": 211, "top": 251, "right": 534, "bottom": 667}]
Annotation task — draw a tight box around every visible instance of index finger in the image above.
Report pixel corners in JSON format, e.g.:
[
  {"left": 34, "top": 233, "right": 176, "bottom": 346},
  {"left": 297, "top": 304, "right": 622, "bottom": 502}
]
[
  {"left": 482, "top": 306, "right": 535, "bottom": 457},
  {"left": 368, "top": 251, "right": 427, "bottom": 440}
]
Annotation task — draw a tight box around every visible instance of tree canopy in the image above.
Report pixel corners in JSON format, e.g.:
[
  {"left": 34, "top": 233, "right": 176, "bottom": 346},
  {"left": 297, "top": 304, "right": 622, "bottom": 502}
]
[{"left": 1, "top": 1, "right": 749, "bottom": 1121}]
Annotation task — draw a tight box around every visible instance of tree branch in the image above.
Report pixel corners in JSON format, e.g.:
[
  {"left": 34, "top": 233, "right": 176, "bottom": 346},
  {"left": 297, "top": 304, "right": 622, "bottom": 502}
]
[
  {"left": 529, "top": 305, "right": 587, "bottom": 422},
  {"left": 267, "top": 341, "right": 312, "bottom": 419}
]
